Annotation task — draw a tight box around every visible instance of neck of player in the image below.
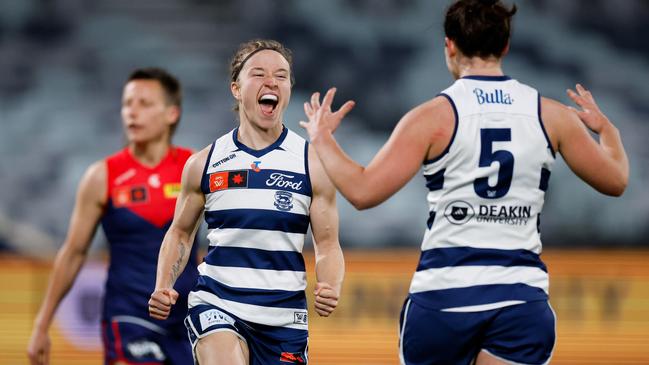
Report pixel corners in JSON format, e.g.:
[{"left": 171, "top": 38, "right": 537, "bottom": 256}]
[
  {"left": 457, "top": 56, "right": 504, "bottom": 78},
  {"left": 237, "top": 118, "right": 284, "bottom": 150},
  {"left": 129, "top": 135, "right": 170, "bottom": 167}
]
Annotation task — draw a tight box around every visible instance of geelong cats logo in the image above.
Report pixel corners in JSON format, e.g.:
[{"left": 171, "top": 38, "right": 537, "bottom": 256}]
[{"left": 274, "top": 191, "right": 294, "bottom": 211}]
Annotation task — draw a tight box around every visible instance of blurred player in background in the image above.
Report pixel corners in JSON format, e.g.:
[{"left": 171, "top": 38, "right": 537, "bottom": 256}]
[
  {"left": 300, "top": 0, "right": 629, "bottom": 364},
  {"left": 27, "top": 67, "right": 199, "bottom": 365},
  {"left": 148, "top": 39, "right": 344, "bottom": 365}
]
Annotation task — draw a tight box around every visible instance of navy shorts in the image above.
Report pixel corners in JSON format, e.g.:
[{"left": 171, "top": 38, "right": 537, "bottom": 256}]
[
  {"left": 185, "top": 304, "right": 309, "bottom": 365},
  {"left": 102, "top": 316, "right": 192, "bottom": 365},
  {"left": 399, "top": 298, "right": 556, "bottom": 365}
]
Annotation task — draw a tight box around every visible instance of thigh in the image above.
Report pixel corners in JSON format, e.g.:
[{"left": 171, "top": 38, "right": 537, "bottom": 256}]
[
  {"left": 399, "top": 298, "right": 485, "bottom": 365},
  {"left": 196, "top": 331, "right": 248, "bottom": 365},
  {"left": 481, "top": 301, "right": 556, "bottom": 365},
  {"left": 102, "top": 319, "right": 166, "bottom": 365},
  {"left": 185, "top": 304, "right": 246, "bottom": 365}
]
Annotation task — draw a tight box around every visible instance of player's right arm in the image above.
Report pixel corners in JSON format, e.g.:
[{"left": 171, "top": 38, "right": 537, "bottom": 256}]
[
  {"left": 27, "top": 161, "right": 107, "bottom": 365},
  {"left": 542, "top": 84, "right": 629, "bottom": 196},
  {"left": 148, "top": 148, "right": 207, "bottom": 320}
]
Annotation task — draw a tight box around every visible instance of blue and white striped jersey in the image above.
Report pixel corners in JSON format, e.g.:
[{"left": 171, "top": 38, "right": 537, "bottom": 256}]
[
  {"left": 409, "top": 75, "right": 555, "bottom": 312},
  {"left": 189, "top": 126, "right": 312, "bottom": 331}
]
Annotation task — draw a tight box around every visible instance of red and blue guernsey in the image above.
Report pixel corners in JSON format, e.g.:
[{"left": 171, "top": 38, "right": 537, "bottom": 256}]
[{"left": 100, "top": 146, "right": 198, "bottom": 364}]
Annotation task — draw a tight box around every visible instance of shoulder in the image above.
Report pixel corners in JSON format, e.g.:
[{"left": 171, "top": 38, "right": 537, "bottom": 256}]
[
  {"left": 85, "top": 159, "right": 107, "bottom": 183},
  {"left": 419, "top": 95, "right": 455, "bottom": 119},
  {"left": 541, "top": 96, "right": 571, "bottom": 119},
  {"left": 79, "top": 160, "right": 108, "bottom": 204},
  {"left": 540, "top": 96, "right": 578, "bottom": 149},
  {"left": 104, "top": 147, "right": 129, "bottom": 166},
  {"left": 396, "top": 96, "right": 456, "bottom": 148},
  {"left": 185, "top": 144, "right": 212, "bottom": 175}
]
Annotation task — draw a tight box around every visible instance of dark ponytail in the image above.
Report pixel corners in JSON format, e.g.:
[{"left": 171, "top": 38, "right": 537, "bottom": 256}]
[{"left": 444, "top": 0, "right": 517, "bottom": 59}]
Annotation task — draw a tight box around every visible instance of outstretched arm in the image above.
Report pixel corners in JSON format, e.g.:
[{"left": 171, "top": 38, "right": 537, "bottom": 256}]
[
  {"left": 27, "top": 161, "right": 106, "bottom": 365},
  {"left": 308, "top": 145, "right": 344, "bottom": 317},
  {"left": 542, "top": 84, "right": 629, "bottom": 196},
  {"left": 300, "top": 88, "right": 454, "bottom": 209},
  {"left": 149, "top": 149, "right": 207, "bottom": 320}
]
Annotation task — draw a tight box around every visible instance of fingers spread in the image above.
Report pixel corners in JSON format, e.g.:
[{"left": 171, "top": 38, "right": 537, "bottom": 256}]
[
  {"left": 321, "top": 88, "right": 337, "bottom": 110},
  {"left": 311, "top": 92, "right": 321, "bottom": 110},
  {"left": 304, "top": 102, "right": 313, "bottom": 118},
  {"left": 334, "top": 100, "right": 356, "bottom": 118}
]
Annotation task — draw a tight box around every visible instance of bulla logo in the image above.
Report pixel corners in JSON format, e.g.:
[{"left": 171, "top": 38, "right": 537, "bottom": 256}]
[
  {"left": 266, "top": 172, "right": 303, "bottom": 191},
  {"left": 473, "top": 88, "right": 513, "bottom": 105}
]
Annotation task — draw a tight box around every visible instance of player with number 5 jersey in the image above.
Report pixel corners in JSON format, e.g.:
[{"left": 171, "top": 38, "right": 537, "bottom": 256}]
[{"left": 300, "top": 1, "right": 629, "bottom": 364}]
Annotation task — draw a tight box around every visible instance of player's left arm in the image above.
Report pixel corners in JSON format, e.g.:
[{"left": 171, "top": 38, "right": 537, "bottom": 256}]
[{"left": 308, "top": 144, "right": 344, "bottom": 317}]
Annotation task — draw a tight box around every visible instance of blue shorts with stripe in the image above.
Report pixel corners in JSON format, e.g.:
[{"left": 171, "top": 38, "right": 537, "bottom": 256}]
[
  {"left": 185, "top": 304, "right": 308, "bottom": 365},
  {"left": 399, "top": 298, "right": 555, "bottom": 365}
]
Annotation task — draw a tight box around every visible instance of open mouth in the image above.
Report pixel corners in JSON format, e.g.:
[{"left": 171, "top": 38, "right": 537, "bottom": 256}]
[{"left": 258, "top": 93, "right": 279, "bottom": 115}]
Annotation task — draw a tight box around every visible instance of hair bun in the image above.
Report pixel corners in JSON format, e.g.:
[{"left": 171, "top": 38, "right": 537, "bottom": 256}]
[{"left": 479, "top": 0, "right": 498, "bottom": 5}]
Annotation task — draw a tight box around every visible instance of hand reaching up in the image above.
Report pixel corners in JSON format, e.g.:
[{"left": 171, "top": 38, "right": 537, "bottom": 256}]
[{"left": 299, "top": 87, "right": 355, "bottom": 142}]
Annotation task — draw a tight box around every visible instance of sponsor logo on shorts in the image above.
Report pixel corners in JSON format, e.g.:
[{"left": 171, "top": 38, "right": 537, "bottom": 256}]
[
  {"left": 126, "top": 340, "right": 165, "bottom": 361},
  {"left": 280, "top": 351, "right": 306, "bottom": 363},
  {"left": 199, "top": 309, "right": 235, "bottom": 330}
]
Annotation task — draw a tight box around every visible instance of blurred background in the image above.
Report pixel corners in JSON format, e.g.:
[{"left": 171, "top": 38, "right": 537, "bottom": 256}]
[{"left": 0, "top": 0, "right": 648, "bottom": 364}]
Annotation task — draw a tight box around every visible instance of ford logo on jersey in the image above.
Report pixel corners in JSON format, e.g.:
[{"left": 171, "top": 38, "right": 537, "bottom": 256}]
[
  {"left": 473, "top": 88, "right": 513, "bottom": 105},
  {"left": 266, "top": 172, "right": 303, "bottom": 191}
]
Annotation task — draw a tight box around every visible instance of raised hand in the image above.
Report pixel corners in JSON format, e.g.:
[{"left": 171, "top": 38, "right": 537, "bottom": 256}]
[
  {"left": 313, "top": 282, "right": 340, "bottom": 317},
  {"left": 148, "top": 288, "right": 179, "bottom": 320},
  {"left": 567, "top": 84, "right": 612, "bottom": 133},
  {"left": 299, "top": 88, "right": 355, "bottom": 142}
]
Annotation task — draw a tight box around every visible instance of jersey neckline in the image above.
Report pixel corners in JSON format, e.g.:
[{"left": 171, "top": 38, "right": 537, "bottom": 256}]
[
  {"left": 124, "top": 145, "right": 176, "bottom": 171},
  {"left": 461, "top": 75, "right": 512, "bottom": 81}
]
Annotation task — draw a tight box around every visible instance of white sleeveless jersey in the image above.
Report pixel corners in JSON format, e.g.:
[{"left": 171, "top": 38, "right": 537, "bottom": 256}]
[
  {"left": 408, "top": 76, "right": 555, "bottom": 312},
  {"left": 188, "top": 127, "right": 311, "bottom": 331}
]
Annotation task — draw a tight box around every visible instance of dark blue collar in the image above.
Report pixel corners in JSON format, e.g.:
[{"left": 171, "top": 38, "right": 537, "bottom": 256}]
[{"left": 461, "top": 75, "right": 512, "bottom": 81}]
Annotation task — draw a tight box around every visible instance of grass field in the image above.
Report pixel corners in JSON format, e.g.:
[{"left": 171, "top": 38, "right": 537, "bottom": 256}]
[{"left": 2, "top": 249, "right": 648, "bottom": 364}]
